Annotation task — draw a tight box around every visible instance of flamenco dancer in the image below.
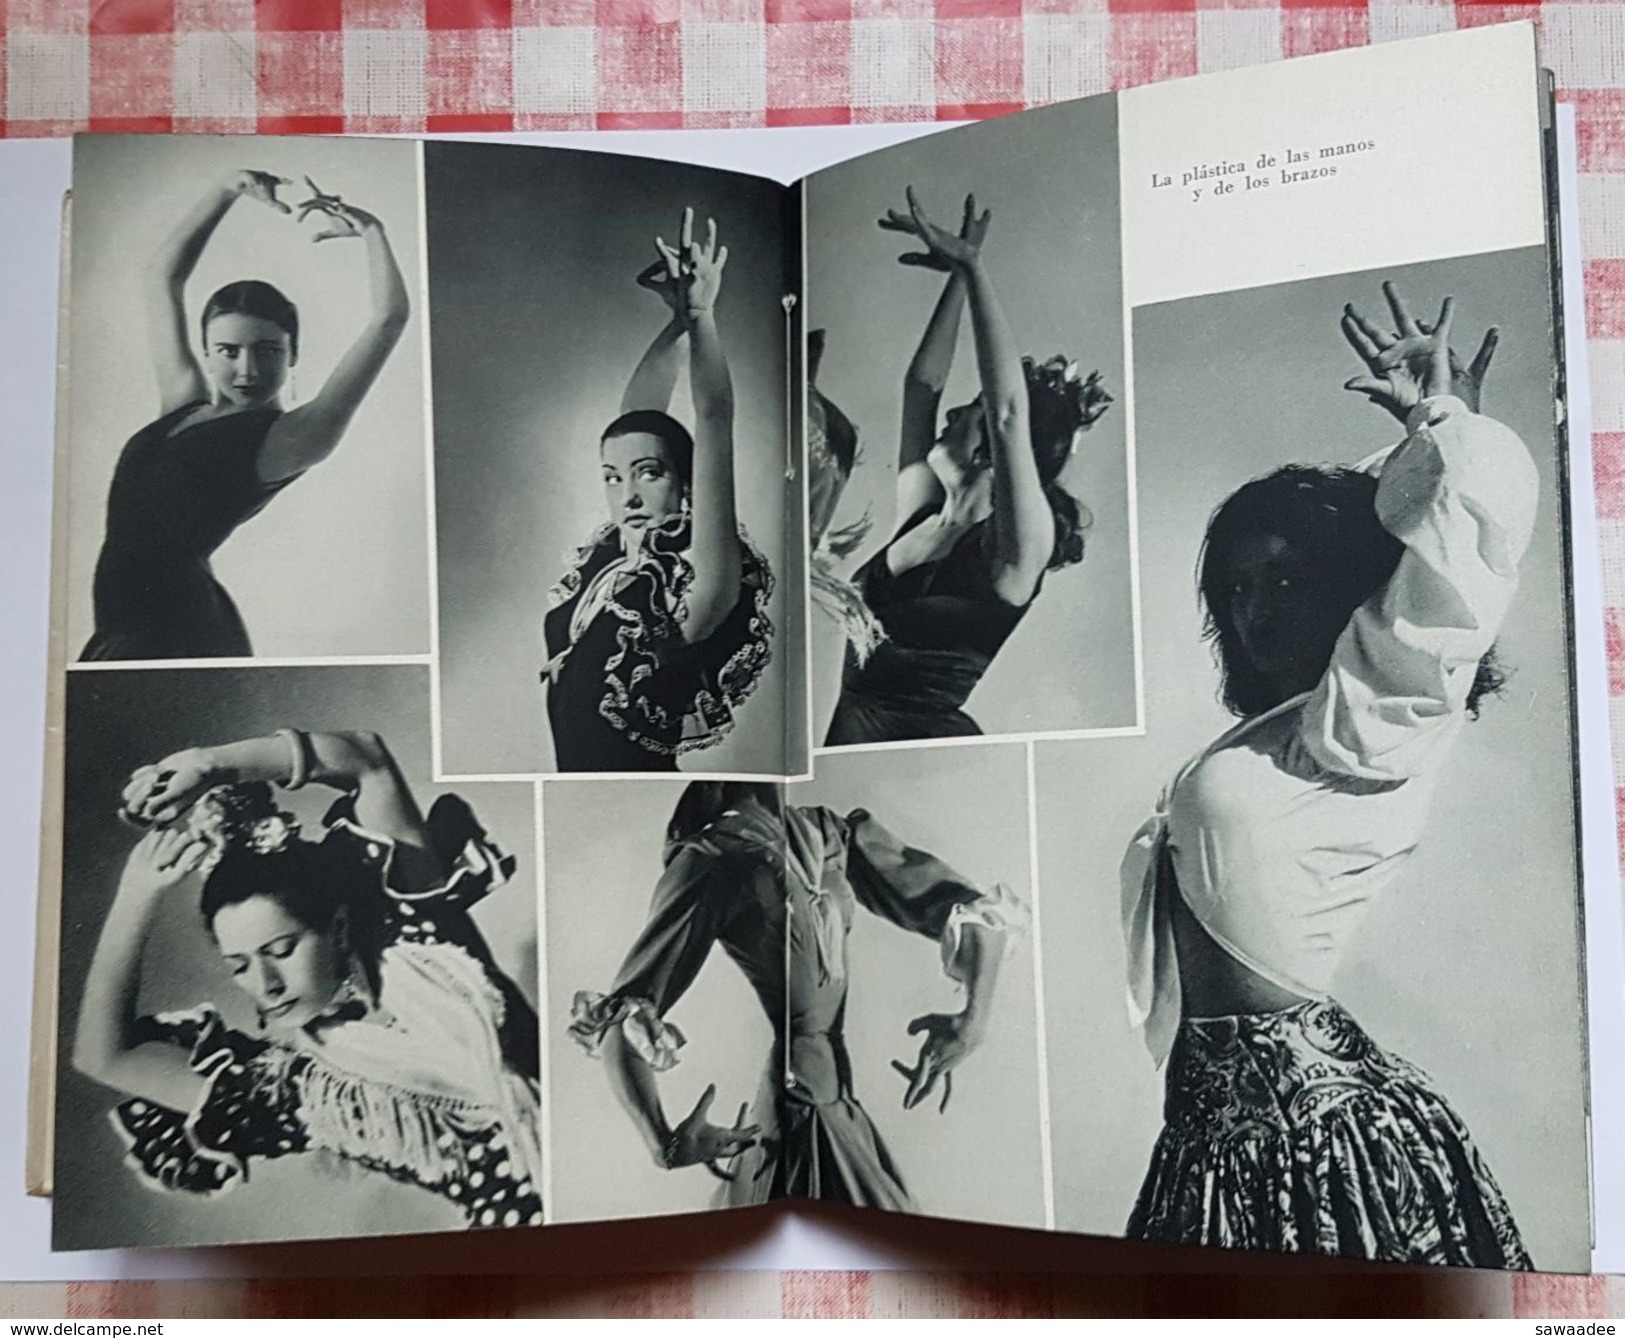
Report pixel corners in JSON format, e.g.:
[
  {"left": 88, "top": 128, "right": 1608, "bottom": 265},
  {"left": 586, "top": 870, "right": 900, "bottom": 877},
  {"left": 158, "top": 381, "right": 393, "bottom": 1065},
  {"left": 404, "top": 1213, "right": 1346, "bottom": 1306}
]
[
  {"left": 541, "top": 209, "right": 773, "bottom": 772},
  {"left": 823, "top": 190, "right": 1110, "bottom": 745},
  {"left": 81, "top": 170, "right": 410, "bottom": 661},
  {"left": 74, "top": 729, "right": 542, "bottom": 1230},
  {"left": 1121, "top": 281, "right": 1531, "bottom": 1266},
  {"left": 570, "top": 782, "right": 1022, "bottom": 1207}
]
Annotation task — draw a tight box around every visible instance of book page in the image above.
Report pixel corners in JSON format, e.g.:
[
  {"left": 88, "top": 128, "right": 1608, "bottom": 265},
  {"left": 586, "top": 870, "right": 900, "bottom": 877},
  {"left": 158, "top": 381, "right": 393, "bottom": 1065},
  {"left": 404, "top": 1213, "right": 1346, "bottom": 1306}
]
[
  {"left": 1039, "top": 21, "right": 1587, "bottom": 1271},
  {"left": 791, "top": 21, "right": 1591, "bottom": 1274},
  {"left": 46, "top": 129, "right": 812, "bottom": 1253},
  {"left": 793, "top": 90, "right": 1132, "bottom": 1233},
  {"left": 31, "top": 22, "right": 1599, "bottom": 1271}
]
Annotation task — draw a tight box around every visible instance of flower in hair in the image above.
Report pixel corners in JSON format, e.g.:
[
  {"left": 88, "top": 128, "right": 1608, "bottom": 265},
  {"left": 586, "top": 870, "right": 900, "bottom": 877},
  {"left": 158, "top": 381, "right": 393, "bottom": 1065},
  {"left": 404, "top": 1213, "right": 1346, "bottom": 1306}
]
[
  {"left": 245, "top": 812, "right": 300, "bottom": 855},
  {"left": 186, "top": 783, "right": 302, "bottom": 870}
]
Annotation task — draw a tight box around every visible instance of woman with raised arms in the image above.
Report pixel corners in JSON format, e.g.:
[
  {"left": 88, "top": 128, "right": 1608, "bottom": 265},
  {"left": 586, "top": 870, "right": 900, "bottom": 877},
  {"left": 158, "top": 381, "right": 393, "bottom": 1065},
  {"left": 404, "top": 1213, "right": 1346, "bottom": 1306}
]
[
  {"left": 81, "top": 170, "right": 409, "bottom": 661},
  {"left": 823, "top": 189, "right": 1110, "bottom": 745},
  {"left": 541, "top": 209, "right": 773, "bottom": 772},
  {"left": 74, "top": 728, "right": 541, "bottom": 1229},
  {"left": 1121, "top": 282, "right": 1531, "bottom": 1266}
]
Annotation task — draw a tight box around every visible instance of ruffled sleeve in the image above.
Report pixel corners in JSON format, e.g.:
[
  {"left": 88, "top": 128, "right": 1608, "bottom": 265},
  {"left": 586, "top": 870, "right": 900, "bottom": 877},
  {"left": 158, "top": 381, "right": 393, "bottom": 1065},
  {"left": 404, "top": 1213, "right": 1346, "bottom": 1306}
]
[
  {"left": 112, "top": 1007, "right": 305, "bottom": 1195},
  {"left": 1301, "top": 396, "right": 1539, "bottom": 780},
  {"left": 567, "top": 836, "right": 747, "bottom": 1070},
  {"left": 322, "top": 792, "right": 517, "bottom": 946},
  {"left": 841, "top": 808, "right": 1028, "bottom": 981},
  {"left": 551, "top": 521, "right": 775, "bottom": 758}
]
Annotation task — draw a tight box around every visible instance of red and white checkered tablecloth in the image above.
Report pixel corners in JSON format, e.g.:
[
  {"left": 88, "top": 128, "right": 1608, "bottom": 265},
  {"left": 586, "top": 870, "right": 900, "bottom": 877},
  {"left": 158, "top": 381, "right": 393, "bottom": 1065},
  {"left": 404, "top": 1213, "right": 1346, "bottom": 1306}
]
[{"left": 4, "top": 0, "right": 1625, "bottom": 1319}]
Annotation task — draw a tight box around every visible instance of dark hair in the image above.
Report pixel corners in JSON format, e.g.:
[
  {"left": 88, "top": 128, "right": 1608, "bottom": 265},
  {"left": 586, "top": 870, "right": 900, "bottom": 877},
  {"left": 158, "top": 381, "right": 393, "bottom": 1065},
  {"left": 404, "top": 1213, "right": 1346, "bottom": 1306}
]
[
  {"left": 666, "top": 780, "right": 780, "bottom": 848},
  {"left": 602, "top": 410, "right": 695, "bottom": 492},
  {"left": 1198, "top": 464, "right": 1506, "bottom": 718},
  {"left": 200, "top": 837, "right": 353, "bottom": 938},
  {"left": 201, "top": 280, "right": 300, "bottom": 360},
  {"left": 808, "top": 329, "right": 858, "bottom": 477},
  {"left": 193, "top": 783, "right": 350, "bottom": 935}
]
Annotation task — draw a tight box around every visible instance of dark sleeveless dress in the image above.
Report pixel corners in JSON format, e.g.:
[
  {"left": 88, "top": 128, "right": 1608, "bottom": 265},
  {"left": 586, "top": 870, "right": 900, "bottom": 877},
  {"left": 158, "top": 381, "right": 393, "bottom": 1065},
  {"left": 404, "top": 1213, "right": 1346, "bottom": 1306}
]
[
  {"left": 81, "top": 403, "right": 292, "bottom": 661},
  {"left": 823, "top": 507, "right": 1036, "bottom": 745},
  {"left": 542, "top": 518, "right": 774, "bottom": 772}
]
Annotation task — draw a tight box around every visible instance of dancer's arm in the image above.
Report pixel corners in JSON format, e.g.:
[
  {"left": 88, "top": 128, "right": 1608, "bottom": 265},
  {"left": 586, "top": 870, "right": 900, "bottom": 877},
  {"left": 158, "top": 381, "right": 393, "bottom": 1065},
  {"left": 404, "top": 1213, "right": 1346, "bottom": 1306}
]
[
  {"left": 258, "top": 197, "right": 410, "bottom": 483},
  {"left": 840, "top": 805, "right": 1025, "bottom": 1113},
  {"left": 146, "top": 170, "right": 292, "bottom": 415},
  {"left": 621, "top": 261, "right": 687, "bottom": 414},
  {"left": 888, "top": 195, "right": 987, "bottom": 523},
  {"left": 571, "top": 840, "right": 759, "bottom": 1174},
  {"left": 892, "top": 922, "right": 1004, "bottom": 1112},
  {"left": 886, "top": 190, "right": 1051, "bottom": 603},
  {"left": 658, "top": 209, "right": 743, "bottom": 643},
  {"left": 960, "top": 246, "right": 1051, "bottom": 605},
  {"left": 120, "top": 730, "right": 444, "bottom": 891},
  {"left": 1305, "top": 281, "right": 1536, "bottom": 781},
  {"left": 72, "top": 829, "right": 211, "bottom": 1108}
]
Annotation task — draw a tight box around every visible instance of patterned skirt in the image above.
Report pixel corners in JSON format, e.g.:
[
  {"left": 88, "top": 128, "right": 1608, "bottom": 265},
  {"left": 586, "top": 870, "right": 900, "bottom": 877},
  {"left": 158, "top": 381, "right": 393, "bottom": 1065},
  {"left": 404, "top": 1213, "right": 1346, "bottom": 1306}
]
[{"left": 1127, "top": 999, "right": 1531, "bottom": 1268}]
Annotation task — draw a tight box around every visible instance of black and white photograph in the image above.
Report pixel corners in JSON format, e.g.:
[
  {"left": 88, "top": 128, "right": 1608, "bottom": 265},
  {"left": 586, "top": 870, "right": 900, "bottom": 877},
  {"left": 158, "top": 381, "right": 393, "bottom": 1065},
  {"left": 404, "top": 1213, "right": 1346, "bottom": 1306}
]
[
  {"left": 53, "top": 664, "right": 541, "bottom": 1250},
  {"left": 543, "top": 743, "right": 1044, "bottom": 1228},
  {"left": 65, "top": 136, "right": 428, "bottom": 662},
  {"left": 1034, "top": 249, "right": 1589, "bottom": 1270},
  {"left": 803, "top": 97, "right": 1135, "bottom": 749},
  {"left": 425, "top": 144, "right": 794, "bottom": 779}
]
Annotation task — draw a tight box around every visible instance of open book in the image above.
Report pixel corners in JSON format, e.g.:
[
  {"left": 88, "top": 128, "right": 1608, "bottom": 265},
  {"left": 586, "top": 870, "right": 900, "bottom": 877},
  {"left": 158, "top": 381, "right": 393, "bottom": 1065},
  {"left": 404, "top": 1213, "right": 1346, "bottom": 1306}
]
[{"left": 34, "top": 20, "right": 1606, "bottom": 1273}]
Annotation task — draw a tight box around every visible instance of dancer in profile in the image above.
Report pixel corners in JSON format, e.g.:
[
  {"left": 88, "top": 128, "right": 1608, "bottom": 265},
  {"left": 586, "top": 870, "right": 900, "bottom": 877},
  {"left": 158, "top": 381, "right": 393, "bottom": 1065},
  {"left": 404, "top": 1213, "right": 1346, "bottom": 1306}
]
[
  {"left": 74, "top": 728, "right": 541, "bottom": 1230},
  {"left": 570, "top": 781, "right": 1022, "bottom": 1206},
  {"left": 824, "top": 190, "right": 1110, "bottom": 745},
  {"left": 541, "top": 209, "right": 773, "bottom": 772},
  {"left": 1121, "top": 282, "right": 1531, "bottom": 1266},
  {"left": 82, "top": 169, "right": 410, "bottom": 661}
]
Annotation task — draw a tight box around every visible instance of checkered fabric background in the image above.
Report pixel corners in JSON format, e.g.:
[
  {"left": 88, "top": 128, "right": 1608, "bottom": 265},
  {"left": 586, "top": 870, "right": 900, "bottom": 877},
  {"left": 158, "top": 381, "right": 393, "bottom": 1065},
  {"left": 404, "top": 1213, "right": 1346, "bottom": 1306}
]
[
  {"left": 0, "top": 1269, "right": 1620, "bottom": 1318},
  {"left": 4, "top": 0, "right": 1625, "bottom": 1319}
]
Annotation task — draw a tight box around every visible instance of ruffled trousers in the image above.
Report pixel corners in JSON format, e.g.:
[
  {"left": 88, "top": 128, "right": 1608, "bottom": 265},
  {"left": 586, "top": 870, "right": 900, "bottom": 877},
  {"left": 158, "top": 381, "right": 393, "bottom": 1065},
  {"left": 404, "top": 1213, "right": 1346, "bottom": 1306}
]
[{"left": 1127, "top": 999, "right": 1531, "bottom": 1269}]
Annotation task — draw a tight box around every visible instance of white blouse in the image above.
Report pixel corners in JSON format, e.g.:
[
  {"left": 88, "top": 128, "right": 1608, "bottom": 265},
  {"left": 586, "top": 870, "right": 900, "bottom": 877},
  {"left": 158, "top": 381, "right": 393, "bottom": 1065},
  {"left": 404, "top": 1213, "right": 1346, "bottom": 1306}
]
[{"left": 1122, "top": 396, "right": 1540, "bottom": 1062}]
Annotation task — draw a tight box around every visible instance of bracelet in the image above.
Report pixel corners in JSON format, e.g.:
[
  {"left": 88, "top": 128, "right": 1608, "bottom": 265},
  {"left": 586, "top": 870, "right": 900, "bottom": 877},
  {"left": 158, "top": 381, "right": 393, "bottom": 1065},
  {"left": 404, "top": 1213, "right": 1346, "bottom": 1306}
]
[
  {"left": 278, "top": 728, "right": 312, "bottom": 791},
  {"left": 660, "top": 1128, "right": 684, "bottom": 1171}
]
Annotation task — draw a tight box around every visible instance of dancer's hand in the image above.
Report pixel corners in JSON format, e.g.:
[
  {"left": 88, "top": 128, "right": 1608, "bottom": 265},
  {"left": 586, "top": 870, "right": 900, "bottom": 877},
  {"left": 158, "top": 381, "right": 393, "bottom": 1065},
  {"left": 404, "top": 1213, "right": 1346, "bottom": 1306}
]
[
  {"left": 222, "top": 169, "right": 293, "bottom": 214},
  {"left": 116, "top": 827, "right": 210, "bottom": 904},
  {"left": 635, "top": 258, "right": 682, "bottom": 316},
  {"left": 890, "top": 1011, "right": 982, "bottom": 1113},
  {"left": 1417, "top": 315, "right": 1498, "bottom": 413},
  {"left": 663, "top": 1084, "right": 758, "bottom": 1179},
  {"left": 120, "top": 751, "right": 217, "bottom": 828},
  {"left": 1342, "top": 281, "right": 1497, "bottom": 421},
  {"left": 880, "top": 188, "right": 990, "bottom": 273},
  {"left": 296, "top": 177, "right": 384, "bottom": 241},
  {"left": 654, "top": 208, "right": 728, "bottom": 324}
]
